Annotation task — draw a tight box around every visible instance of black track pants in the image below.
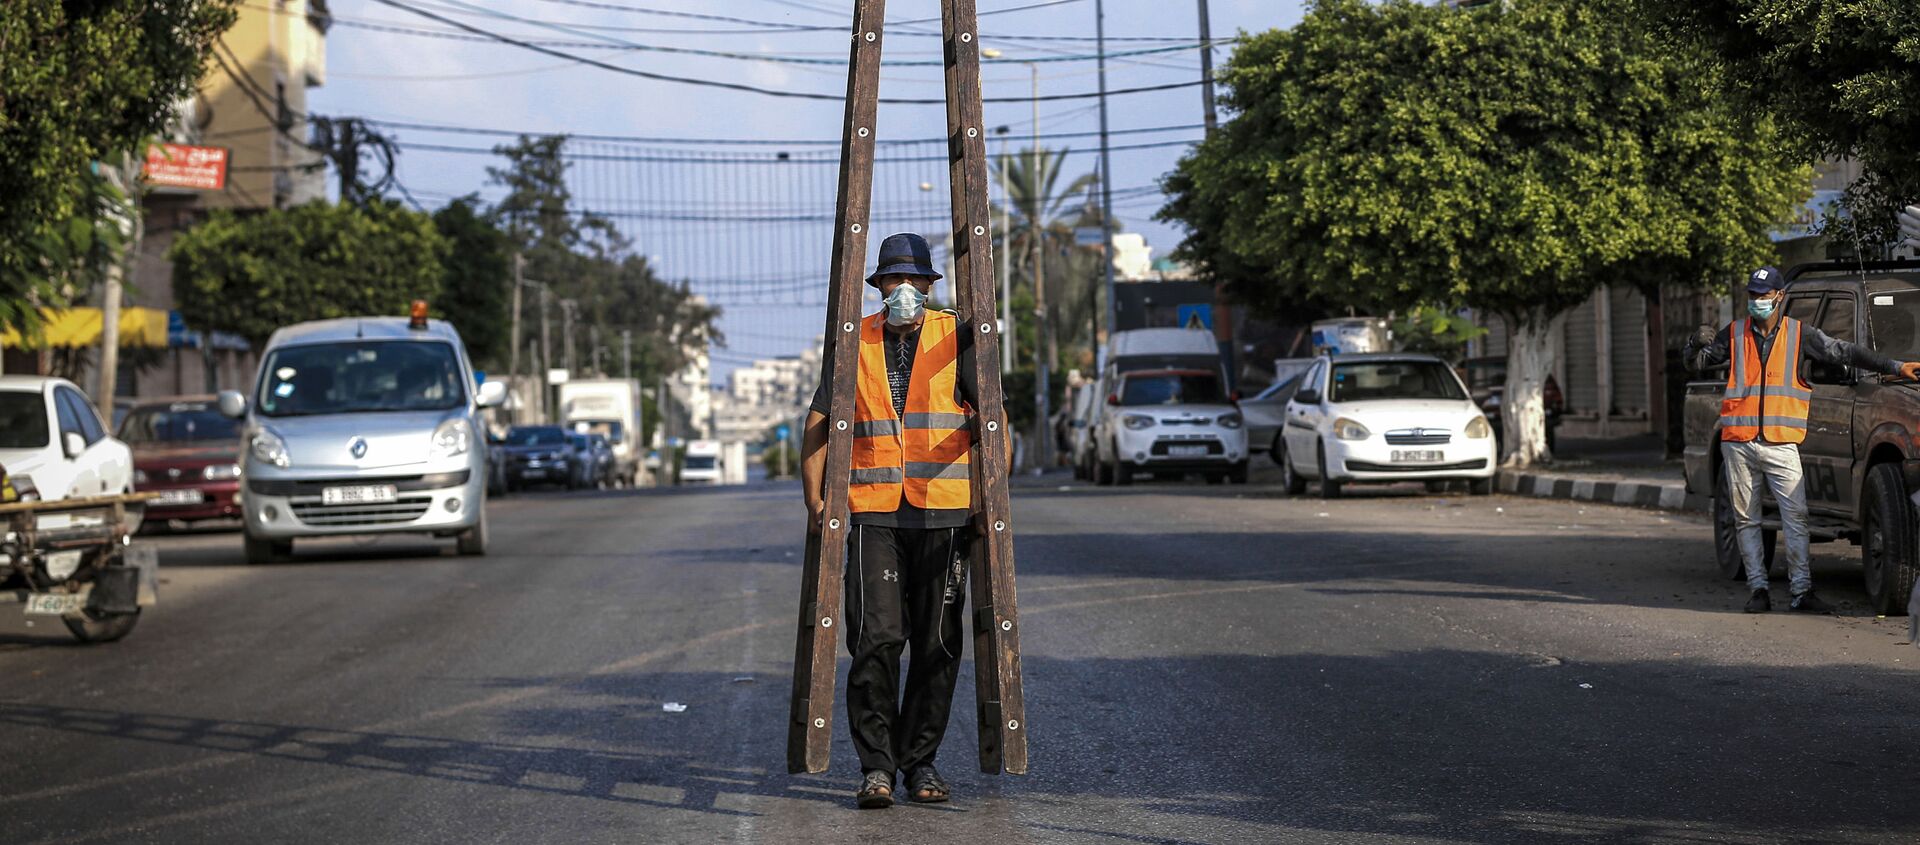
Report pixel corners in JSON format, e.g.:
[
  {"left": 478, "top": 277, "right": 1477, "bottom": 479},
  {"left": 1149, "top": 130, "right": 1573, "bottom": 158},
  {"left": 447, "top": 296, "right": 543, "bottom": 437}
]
[{"left": 843, "top": 524, "right": 970, "bottom": 777}]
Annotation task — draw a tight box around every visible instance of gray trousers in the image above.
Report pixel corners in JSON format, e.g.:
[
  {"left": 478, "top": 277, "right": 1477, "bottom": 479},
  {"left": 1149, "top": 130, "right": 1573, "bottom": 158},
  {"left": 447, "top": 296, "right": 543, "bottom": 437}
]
[{"left": 1721, "top": 439, "right": 1814, "bottom": 595}]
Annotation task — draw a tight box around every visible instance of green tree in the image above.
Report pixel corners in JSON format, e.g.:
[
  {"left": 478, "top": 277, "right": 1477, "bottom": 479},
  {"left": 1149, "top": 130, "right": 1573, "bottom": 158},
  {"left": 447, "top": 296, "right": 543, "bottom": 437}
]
[
  {"left": 1, "top": 0, "right": 235, "bottom": 332},
  {"left": 1159, "top": 0, "right": 1805, "bottom": 466},
  {"left": 995, "top": 147, "right": 1099, "bottom": 375},
  {"left": 170, "top": 200, "right": 450, "bottom": 345},
  {"left": 485, "top": 135, "right": 720, "bottom": 382},
  {"left": 1633, "top": 0, "right": 1919, "bottom": 250},
  {"left": 434, "top": 196, "right": 513, "bottom": 367}
]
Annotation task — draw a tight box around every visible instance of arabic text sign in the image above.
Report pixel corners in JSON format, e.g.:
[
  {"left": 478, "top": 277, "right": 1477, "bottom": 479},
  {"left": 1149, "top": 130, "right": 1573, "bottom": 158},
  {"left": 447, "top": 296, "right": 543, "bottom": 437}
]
[{"left": 142, "top": 144, "right": 228, "bottom": 191}]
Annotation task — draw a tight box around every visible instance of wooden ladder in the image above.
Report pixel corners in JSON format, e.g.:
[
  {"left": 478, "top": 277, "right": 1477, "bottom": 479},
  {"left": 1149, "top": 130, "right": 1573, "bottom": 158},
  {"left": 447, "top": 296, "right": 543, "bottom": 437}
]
[{"left": 787, "top": 0, "right": 1027, "bottom": 777}]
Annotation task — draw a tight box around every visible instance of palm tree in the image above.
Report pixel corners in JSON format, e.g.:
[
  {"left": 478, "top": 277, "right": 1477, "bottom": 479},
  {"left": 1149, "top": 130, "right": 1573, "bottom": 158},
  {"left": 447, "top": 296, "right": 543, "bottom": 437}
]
[{"left": 996, "top": 147, "right": 1097, "bottom": 376}]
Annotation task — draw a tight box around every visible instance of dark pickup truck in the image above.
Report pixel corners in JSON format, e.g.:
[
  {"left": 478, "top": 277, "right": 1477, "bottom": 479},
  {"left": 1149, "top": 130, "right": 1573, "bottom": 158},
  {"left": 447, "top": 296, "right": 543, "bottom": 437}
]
[{"left": 1684, "top": 261, "right": 1920, "bottom": 614}]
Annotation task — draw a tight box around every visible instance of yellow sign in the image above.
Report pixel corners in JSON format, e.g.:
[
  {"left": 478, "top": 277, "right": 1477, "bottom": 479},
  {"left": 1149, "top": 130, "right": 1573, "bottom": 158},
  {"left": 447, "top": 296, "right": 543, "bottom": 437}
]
[{"left": 2, "top": 307, "right": 170, "bottom": 349}]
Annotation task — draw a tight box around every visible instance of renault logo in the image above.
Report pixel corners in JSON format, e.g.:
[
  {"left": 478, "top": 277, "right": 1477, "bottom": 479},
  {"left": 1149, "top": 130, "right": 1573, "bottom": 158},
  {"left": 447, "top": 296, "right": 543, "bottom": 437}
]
[{"left": 349, "top": 437, "right": 369, "bottom": 459}]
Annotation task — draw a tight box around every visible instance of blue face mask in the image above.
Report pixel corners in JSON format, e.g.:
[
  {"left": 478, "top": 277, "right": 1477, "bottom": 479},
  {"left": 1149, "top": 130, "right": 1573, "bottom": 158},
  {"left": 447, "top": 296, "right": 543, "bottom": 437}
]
[
  {"left": 1748, "top": 297, "right": 1777, "bottom": 320},
  {"left": 883, "top": 283, "right": 927, "bottom": 326}
]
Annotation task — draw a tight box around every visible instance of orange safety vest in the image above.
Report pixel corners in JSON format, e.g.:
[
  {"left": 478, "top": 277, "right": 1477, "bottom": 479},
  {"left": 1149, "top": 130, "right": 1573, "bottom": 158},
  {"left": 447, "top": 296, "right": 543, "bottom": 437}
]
[
  {"left": 848, "top": 310, "right": 974, "bottom": 512},
  {"left": 1720, "top": 317, "right": 1812, "bottom": 444}
]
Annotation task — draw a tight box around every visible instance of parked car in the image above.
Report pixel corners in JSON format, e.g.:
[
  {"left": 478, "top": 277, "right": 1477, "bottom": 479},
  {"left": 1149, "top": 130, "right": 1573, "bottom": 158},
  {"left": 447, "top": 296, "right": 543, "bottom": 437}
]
[
  {"left": 222, "top": 307, "right": 505, "bottom": 563},
  {"left": 1068, "top": 382, "right": 1100, "bottom": 480},
  {"left": 566, "top": 432, "right": 602, "bottom": 489},
  {"left": 0, "top": 376, "right": 135, "bottom": 505},
  {"left": 1243, "top": 358, "right": 1316, "bottom": 460},
  {"left": 1457, "top": 355, "right": 1563, "bottom": 454},
  {"left": 1093, "top": 368, "right": 1249, "bottom": 486},
  {"left": 501, "top": 425, "right": 574, "bottom": 490},
  {"left": 1682, "top": 260, "right": 1920, "bottom": 614},
  {"left": 117, "top": 396, "right": 244, "bottom": 531},
  {"left": 1278, "top": 353, "right": 1497, "bottom": 498}
]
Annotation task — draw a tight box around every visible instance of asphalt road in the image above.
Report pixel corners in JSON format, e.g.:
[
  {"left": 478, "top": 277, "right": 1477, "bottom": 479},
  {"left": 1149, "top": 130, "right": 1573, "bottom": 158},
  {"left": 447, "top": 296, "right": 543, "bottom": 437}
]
[{"left": 4, "top": 470, "right": 1919, "bottom": 844}]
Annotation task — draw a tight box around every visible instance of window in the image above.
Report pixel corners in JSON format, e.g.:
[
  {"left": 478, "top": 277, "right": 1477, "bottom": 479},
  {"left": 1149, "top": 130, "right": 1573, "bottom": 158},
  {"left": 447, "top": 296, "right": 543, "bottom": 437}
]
[
  {"left": 0, "top": 392, "right": 49, "bottom": 448},
  {"left": 1117, "top": 371, "right": 1228, "bottom": 406},
  {"left": 1328, "top": 361, "right": 1468, "bottom": 403},
  {"left": 1785, "top": 295, "right": 1820, "bottom": 324},
  {"left": 53, "top": 388, "right": 85, "bottom": 442},
  {"left": 118, "top": 403, "right": 243, "bottom": 445},
  {"left": 64, "top": 389, "right": 106, "bottom": 444},
  {"left": 1820, "top": 296, "right": 1856, "bottom": 343},
  {"left": 1869, "top": 288, "right": 1920, "bottom": 359}
]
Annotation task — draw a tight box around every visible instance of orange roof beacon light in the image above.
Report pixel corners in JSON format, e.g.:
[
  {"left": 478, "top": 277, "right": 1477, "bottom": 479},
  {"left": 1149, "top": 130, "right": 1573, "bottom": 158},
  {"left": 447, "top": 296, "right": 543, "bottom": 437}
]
[{"left": 410, "top": 300, "right": 430, "bottom": 329}]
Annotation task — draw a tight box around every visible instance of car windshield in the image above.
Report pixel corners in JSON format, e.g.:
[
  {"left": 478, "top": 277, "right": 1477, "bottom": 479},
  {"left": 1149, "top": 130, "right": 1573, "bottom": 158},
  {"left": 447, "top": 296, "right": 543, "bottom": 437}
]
[
  {"left": 0, "top": 392, "right": 49, "bottom": 448},
  {"left": 1119, "top": 372, "right": 1227, "bottom": 406},
  {"left": 118, "top": 404, "right": 241, "bottom": 445},
  {"left": 1330, "top": 361, "right": 1467, "bottom": 403},
  {"left": 257, "top": 341, "right": 465, "bottom": 417},
  {"left": 507, "top": 427, "right": 566, "bottom": 446},
  {"left": 578, "top": 420, "right": 624, "bottom": 443},
  {"left": 685, "top": 455, "right": 717, "bottom": 470},
  {"left": 1870, "top": 287, "right": 1920, "bottom": 359}
]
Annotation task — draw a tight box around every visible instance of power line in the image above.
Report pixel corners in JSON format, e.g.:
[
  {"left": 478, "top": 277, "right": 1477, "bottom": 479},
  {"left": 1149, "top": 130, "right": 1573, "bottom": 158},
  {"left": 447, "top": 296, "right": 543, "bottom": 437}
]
[
  {"left": 364, "top": 0, "right": 1206, "bottom": 104},
  {"left": 390, "top": 137, "right": 1200, "bottom": 163},
  {"left": 359, "top": 116, "right": 1204, "bottom": 146}
]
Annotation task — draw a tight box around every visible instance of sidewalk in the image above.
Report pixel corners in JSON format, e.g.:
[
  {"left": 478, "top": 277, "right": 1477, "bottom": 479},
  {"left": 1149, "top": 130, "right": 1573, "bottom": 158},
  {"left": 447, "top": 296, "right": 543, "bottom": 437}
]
[{"left": 1495, "top": 433, "right": 1704, "bottom": 512}]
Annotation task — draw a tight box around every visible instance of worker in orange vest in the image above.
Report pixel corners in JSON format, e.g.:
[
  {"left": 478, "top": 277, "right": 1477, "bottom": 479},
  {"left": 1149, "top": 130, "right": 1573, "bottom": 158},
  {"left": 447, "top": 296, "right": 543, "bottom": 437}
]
[
  {"left": 801, "top": 232, "right": 1000, "bottom": 809},
  {"left": 1689, "top": 267, "right": 1920, "bottom": 613}
]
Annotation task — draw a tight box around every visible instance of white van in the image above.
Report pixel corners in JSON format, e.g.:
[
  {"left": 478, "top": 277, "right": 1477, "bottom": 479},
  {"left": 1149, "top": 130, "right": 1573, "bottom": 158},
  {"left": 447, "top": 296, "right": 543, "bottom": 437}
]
[
  {"left": 680, "top": 439, "right": 722, "bottom": 485},
  {"left": 1089, "top": 328, "right": 1246, "bottom": 485}
]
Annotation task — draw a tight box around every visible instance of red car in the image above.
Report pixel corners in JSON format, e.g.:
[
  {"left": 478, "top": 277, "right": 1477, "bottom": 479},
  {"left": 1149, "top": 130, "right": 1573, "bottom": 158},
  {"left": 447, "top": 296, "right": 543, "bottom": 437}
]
[{"left": 118, "top": 397, "right": 244, "bottom": 530}]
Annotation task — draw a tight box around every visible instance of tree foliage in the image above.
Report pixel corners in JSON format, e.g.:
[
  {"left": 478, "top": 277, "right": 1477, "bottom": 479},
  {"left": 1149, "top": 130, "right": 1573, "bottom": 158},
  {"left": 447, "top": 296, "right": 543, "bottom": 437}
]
[
  {"left": 1633, "top": 0, "right": 1920, "bottom": 247},
  {"left": 433, "top": 196, "right": 513, "bottom": 367},
  {"left": 170, "top": 201, "right": 450, "bottom": 345},
  {"left": 0, "top": 0, "right": 235, "bottom": 331},
  {"left": 1160, "top": 0, "right": 1805, "bottom": 464},
  {"left": 485, "top": 136, "right": 721, "bottom": 381}
]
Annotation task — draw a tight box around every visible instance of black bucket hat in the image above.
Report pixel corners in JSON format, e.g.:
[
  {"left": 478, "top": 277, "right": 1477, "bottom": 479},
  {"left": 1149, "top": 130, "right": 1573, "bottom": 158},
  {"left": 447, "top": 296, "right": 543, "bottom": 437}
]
[{"left": 866, "top": 232, "right": 943, "bottom": 285}]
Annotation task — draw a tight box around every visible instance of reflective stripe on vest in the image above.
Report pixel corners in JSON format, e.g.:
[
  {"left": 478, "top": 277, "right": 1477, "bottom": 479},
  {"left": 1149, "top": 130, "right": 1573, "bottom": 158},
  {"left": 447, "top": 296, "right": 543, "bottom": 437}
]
[
  {"left": 1720, "top": 316, "right": 1812, "bottom": 444},
  {"left": 848, "top": 310, "right": 974, "bottom": 512}
]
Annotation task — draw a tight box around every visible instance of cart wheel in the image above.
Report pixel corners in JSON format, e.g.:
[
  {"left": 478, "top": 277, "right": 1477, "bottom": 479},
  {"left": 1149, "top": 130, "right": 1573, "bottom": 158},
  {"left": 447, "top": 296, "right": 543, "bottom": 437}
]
[{"left": 64, "top": 609, "right": 140, "bottom": 644}]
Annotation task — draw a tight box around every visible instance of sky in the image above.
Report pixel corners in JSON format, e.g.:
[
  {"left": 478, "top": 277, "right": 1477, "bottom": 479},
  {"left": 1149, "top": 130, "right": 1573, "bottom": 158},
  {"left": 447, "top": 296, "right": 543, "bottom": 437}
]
[{"left": 308, "top": 0, "right": 1307, "bottom": 382}]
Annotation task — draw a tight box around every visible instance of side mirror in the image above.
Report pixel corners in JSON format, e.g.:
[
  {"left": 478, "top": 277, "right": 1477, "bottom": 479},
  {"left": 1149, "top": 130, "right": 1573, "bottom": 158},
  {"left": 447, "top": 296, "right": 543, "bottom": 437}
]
[
  {"left": 1106, "top": 394, "right": 1120, "bottom": 406},
  {"left": 476, "top": 380, "right": 508, "bottom": 408},
  {"left": 1809, "top": 361, "right": 1853, "bottom": 386},
  {"left": 62, "top": 431, "right": 86, "bottom": 459},
  {"left": 1294, "top": 388, "right": 1321, "bottom": 405},
  {"left": 217, "top": 390, "right": 247, "bottom": 419}
]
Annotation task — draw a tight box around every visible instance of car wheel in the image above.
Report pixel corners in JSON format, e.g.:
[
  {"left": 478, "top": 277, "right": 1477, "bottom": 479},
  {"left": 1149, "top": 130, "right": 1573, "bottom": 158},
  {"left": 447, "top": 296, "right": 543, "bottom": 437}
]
[
  {"left": 1862, "top": 462, "right": 1916, "bottom": 614},
  {"left": 1712, "top": 464, "right": 1776, "bottom": 581},
  {"left": 1280, "top": 442, "right": 1307, "bottom": 495},
  {"left": 457, "top": 507, "right": 489, "bottom": 557},
  {"left": 1316, "top": 441, "right": 1341, "bottom": 499},
  {"left": 1270, "top": 432, "right": 1287, "bottom": 466},
  {"left": 63, "top": 607, "right": 140, "bottom": 644}
]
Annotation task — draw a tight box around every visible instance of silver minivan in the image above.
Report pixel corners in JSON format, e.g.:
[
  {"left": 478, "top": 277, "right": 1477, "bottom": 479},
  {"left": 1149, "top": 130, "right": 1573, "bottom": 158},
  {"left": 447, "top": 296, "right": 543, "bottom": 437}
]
[{"left": 219, "top": 312, "right": 505, "bottom": 563}]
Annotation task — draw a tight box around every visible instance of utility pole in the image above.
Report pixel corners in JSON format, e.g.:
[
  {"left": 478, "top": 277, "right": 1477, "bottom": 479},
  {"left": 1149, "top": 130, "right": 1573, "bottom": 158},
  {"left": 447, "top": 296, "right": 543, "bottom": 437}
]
[
  {"left": 1197, "top": 0, "right": 1219, "bottom": 133},
  {"left": 1095, "top": 0, "right": 1118, "bottom": 342},
  {"left": 561, "top": 299, "right": 577, "bottom": 376},
  {"left": 995, "top": 125, "right": 1014, "bottom": 373},
  {"left": 509, "top": 253, "right": 524, "bottom": 425},
  {"left": 95, "top": 155, "right": 140, "bottom": 414},
  {"left": 622, "top": 328, "right": 632, "bottom": 380},
  {"left": 539, "top": 285, "right": 552, "bottom": 424},
  {"left": 590, "top": 323, "right": 602, "bottom": 376}
]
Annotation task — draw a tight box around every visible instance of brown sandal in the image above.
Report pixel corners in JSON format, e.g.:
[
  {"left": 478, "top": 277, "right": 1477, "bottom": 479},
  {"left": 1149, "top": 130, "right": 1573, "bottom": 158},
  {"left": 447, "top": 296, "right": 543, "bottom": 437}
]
[
  {"left": 906, "top": 766, "right": 950, "bottom": 803},
  {"left": 856, "top": 770, "right": 894, "bottom": 809}
]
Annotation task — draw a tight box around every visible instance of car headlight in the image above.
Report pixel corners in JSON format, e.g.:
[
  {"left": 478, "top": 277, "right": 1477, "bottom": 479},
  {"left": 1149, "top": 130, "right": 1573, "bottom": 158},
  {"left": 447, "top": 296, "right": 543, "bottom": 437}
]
[
  {"left": 133, "top": 469, "right": 149, "bottom": 485},
  {"left": 1122, "top": 413, "right": 1156, "bottom": 430},
  {"left": 430, "top": 419, "right": 472, "bottom": 459},
  {"left": 250, "top": 429, "right": 290, "bottom": 468},
  {"left": 203, "top": 463, "right": 242, "bottom": 481},
  {"left": 1333, "top": 417, "right": 1371, "bottom": 441},
  {"left": 1465, "top": 416, "right": 1492, "bottom": 439},
  {"left": 1217, "top": 412, "right": 1243, "bottom": 429}
]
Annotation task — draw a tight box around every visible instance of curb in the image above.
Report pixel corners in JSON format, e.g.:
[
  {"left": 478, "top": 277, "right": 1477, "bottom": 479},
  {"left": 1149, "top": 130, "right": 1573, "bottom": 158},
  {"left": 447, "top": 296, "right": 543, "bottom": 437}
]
[{"left": 1495, "top": 468, "right": 1703, "bottom": 512}]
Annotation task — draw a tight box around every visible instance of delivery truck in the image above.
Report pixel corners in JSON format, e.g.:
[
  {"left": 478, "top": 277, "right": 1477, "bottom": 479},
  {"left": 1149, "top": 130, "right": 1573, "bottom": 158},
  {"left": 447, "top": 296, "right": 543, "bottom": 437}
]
[{"left": 558, "top": 379, "right": 641, "bottom": 487}]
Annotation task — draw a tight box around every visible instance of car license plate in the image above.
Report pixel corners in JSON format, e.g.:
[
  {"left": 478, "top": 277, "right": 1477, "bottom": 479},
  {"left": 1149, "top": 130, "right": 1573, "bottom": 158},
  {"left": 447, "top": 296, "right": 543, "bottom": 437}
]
[
  {"left": 1168, "top": 445, "right": 1208, "bottom": 458},
  {"left": 153, "top": 488, "right": 205, "bottom": 506},
  {"left": 321, "top": 484, "right": 397, "bottom": 506},
  {"left": 25, "top": 593, "right": 86, "bottom": 616},
  {"left": 1391, "top": 450, "right": 1444, "bottom": 463}
]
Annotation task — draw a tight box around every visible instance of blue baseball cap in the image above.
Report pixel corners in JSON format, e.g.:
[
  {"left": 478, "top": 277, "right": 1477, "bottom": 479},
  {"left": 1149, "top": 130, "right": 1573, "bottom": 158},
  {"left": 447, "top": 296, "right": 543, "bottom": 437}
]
[
  {"left": 1745, "top": 266, "right": 1786, "bottom": 295},
  {"left": 866, "top": 232, "right": 943, "bottom": 285}
]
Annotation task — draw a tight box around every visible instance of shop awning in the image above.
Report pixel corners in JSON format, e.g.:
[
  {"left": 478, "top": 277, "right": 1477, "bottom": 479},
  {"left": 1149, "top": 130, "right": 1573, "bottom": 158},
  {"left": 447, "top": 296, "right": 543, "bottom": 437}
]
[{"left": 3, "top": 307, "right": 172, "bottom": 349}]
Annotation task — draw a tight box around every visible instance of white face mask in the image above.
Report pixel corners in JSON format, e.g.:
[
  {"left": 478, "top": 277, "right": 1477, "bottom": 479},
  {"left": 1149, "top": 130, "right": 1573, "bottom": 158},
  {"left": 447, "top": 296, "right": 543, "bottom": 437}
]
[{"left": 883, "top": 284, "right": 927, "bottom": 326}]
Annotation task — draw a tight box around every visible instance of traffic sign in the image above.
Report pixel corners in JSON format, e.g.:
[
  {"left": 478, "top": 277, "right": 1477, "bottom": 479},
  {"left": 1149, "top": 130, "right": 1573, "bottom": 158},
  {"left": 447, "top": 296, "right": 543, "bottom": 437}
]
[
  {"left": 1177, "top": 304, "right": 1214, "bottom": 331},
  {"left": 776, "top": 424, "right": 791, "bottom": 441}
]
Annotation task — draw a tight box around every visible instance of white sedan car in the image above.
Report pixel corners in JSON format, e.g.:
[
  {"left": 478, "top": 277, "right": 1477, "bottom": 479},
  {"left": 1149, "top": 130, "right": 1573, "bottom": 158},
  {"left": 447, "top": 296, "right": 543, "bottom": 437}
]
[
  {"left": 0, "top": 376, "right": 136, "bottom": 502},
  {"left": 1276, "top": 354, "right": 1496, "bottom": 498}
]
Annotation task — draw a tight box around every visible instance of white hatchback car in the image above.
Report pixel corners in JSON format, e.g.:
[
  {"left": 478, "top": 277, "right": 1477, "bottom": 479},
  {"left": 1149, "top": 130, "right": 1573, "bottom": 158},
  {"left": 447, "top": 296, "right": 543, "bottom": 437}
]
[
  {"left": 0, "top": 376, "right": 135, "bottom": 503},
  {"left": 1277, "top": 354, "right": 1496, "bottom": 498},
  {"left": 1093, "top": 368, "right": 1249, "bottom": 485}
]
